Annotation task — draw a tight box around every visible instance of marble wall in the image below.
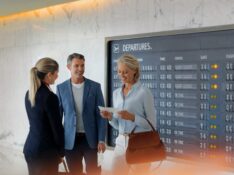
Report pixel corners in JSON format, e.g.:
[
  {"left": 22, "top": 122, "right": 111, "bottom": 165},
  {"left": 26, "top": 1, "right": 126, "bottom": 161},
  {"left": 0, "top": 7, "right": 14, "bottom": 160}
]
[{"left": 1, "top": 0, "right": 234, "bottom": 174}]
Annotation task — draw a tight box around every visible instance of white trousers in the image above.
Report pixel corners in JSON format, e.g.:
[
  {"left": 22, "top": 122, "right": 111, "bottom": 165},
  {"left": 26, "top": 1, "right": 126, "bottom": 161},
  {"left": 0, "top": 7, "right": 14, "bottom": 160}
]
[{"left": 110, "top": 134, "right": 151, "bottom": 175}]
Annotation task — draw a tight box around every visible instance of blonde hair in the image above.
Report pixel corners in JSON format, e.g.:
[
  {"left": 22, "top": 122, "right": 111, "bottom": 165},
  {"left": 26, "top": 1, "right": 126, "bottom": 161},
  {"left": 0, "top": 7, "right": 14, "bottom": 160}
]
[
  {"left": 117, "top": 54, "right": 140, "bottom": 82},
  {"left": 29, "top": 57, "right": 58, "bottom": 106}
]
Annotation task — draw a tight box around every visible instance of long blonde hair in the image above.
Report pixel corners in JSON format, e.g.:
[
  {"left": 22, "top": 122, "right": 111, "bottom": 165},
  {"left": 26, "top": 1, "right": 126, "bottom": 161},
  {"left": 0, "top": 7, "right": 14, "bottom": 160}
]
[{"left": 28, "top": 57, "right": 58, "bottom": 106}]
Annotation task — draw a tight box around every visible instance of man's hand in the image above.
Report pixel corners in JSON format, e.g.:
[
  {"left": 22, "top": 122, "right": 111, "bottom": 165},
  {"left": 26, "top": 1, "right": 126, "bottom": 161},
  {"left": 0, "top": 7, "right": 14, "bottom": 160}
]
[{"left": 98, "top": 142, "right": 106, "bottom": 153}]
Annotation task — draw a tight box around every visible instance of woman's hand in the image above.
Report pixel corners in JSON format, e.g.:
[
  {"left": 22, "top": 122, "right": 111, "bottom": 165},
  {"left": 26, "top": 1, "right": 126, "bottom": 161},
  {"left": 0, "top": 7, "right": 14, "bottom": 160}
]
[
  {"left": 117, "top": 110, "right": 135, "bottom": 121},
  {"left": 100, "top": 110, "right": 112, "bottom": 120}
]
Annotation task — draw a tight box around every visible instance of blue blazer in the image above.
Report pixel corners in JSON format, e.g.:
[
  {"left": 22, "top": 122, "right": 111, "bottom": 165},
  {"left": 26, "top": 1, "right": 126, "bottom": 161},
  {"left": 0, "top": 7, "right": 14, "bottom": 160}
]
[
  {"left": 56, "top": 78, "right": 107, "bottom": 150},
  {"left": 24, "top": 83, "right": 64, "bottom": 158}
]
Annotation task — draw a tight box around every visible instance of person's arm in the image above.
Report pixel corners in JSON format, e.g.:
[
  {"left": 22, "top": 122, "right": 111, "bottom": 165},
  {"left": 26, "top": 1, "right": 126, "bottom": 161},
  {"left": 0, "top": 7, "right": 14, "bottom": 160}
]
[
  {"left": 134, "top": 88, "right": 156, "bottom": 129},
  {"left": 100, "top": 110, "right": 120, "bottom": 131},
  {"left": 45, "top": 93, "right": 65, "bottom": 157},
  {"left": 117, "top": 88, "right": 156, "bottom": 130}
]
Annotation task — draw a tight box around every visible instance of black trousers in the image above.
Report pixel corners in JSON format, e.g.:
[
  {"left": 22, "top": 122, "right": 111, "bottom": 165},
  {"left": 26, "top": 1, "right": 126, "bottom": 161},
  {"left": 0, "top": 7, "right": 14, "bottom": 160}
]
[
  {"left": 25, "top": 154, "right": 59, "bottom": 175},
  {"left": 65, "top": 133, "right": 101, "bottom": 175}
]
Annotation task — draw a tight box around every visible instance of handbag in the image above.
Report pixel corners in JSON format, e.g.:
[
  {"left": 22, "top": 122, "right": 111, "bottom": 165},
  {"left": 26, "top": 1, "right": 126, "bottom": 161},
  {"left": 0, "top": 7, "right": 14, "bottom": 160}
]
[{"left": 126, "top": 118, "right": 166, "bottom": 164}]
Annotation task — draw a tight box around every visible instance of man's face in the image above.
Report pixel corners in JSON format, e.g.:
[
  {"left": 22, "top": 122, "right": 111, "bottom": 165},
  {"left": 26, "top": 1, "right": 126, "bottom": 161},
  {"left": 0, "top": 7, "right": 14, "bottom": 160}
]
[{"left": 67, "top": 58, "right": 85, "bottom": 79}]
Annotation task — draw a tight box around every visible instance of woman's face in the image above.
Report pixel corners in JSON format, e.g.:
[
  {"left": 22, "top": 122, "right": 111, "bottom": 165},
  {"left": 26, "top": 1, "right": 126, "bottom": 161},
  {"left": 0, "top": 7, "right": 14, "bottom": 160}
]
[
  {"left": 117, "top": 63, "right": 136, "bottom": 84},
  {"left": 49, "top": 70, "right": 58, "bottom": 84}
]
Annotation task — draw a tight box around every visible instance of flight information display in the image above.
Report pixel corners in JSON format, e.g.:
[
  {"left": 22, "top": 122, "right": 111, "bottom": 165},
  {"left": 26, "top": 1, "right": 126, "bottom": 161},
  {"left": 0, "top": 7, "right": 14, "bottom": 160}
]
[{"left": 106, "top": 29, "right": 234, "bottom": 168}]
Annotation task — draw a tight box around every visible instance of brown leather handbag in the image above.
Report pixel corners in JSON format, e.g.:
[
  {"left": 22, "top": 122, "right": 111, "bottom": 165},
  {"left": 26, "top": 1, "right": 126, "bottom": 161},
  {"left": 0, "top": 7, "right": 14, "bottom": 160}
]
[{"left": 126, "top": 119, "right": 166, "bottom": 164}]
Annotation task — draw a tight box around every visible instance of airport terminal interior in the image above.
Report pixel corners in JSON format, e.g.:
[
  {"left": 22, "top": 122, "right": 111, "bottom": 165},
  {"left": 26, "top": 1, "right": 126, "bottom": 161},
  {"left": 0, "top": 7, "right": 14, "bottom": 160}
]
[{"left": 0, "top": 0, "right": 234, "bottom": 174}]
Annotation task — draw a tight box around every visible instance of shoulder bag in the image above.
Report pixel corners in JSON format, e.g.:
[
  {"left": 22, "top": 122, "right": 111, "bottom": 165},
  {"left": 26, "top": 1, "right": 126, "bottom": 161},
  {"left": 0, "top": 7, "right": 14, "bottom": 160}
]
[{"left": 126, "top": 118, "right": 166, "bottom": 164}]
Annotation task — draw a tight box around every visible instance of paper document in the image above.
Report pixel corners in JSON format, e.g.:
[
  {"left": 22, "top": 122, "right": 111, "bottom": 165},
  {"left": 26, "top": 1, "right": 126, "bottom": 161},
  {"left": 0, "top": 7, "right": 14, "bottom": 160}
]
[
  {"left": 98, "top": 106, "right": 119, "bottom": 113},
  {"left": 97, "top": 152, "right": 104, "bottom": 167}
]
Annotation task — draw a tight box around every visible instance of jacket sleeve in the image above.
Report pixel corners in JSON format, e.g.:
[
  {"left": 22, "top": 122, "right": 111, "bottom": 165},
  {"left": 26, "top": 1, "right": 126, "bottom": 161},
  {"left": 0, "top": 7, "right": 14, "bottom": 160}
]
[
  {"left": 45, "top": 93, "right": 65, "bottom": 157},
  {"left": 95, "top": 84, "right": 107, "bottom": 142},
  {"left": 134, "top": 88, "right": 156, "bottom": 129}
]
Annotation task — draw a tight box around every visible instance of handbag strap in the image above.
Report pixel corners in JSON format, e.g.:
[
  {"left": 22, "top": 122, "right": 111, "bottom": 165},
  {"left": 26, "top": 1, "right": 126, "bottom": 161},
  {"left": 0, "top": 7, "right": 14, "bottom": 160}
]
[{"left": 131, "top": 118, "right": 156, "bottom": 134}]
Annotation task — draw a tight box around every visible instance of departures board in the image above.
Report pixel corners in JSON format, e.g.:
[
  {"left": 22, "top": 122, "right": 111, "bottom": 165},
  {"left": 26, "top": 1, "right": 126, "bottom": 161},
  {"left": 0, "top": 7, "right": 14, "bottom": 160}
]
[{"left": 106, "top": 28, "right": 234, "bottom": 168}]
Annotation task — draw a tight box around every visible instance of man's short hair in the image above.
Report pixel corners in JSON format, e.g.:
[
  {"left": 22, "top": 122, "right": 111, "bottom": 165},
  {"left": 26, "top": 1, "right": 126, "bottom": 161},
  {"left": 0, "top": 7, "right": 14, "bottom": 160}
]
[{"left": 67, "top": 53, "right": 85, "bottom": 64}]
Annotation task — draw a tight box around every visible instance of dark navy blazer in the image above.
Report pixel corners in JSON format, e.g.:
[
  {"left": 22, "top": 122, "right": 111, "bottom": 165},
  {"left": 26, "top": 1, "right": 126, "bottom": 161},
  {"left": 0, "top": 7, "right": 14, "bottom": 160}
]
[
  {"left": 24, "top": 83, "right": 64, "bottom": 159},
  {"left": 56, "top": 78, "right": 107, "bottom": 150}
]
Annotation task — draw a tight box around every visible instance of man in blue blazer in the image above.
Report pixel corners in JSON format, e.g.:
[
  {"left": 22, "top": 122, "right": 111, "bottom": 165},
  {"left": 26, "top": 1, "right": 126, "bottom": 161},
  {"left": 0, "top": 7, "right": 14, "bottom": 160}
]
[{"left": 56, "top": 53, "right": 107, "bottom": 175}]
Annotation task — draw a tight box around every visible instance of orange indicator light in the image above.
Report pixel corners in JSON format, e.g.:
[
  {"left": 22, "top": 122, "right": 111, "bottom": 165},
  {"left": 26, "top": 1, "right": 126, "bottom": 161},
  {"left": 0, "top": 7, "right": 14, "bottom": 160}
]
[
  {"left": 211, "top": 74, "right": 218, "bottom": 79},
  {"left": 211, "top": 84, "right": 218, "bottom": 89}
]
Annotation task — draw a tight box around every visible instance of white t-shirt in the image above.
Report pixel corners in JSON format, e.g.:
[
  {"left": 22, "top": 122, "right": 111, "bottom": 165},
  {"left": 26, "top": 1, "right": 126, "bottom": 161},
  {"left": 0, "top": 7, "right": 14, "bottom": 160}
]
[{"left": 72, "top": 82, "right": 85, "bottom": 133}]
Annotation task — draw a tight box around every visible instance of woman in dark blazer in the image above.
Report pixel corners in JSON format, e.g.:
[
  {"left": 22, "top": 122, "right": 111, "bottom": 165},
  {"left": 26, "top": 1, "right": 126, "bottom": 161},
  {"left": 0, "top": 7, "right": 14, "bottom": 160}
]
[{"left": 24, "top": 57, "right": 64, "bottom": 175}]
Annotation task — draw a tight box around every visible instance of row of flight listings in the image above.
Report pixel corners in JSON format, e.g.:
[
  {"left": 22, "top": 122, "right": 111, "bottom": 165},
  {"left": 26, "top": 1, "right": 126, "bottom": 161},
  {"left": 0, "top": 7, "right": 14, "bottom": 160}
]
[{"left": 111, "top": 61, "right": 234, "bottom": 168}]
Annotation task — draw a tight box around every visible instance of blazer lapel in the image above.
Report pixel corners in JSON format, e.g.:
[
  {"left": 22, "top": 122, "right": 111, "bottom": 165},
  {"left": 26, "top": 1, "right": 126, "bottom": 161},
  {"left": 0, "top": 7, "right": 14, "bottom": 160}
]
[
  {"left": 83, "top": 78, "right": 90, "bottom": 108},
  {"left": 67, "top": 79, "right": 77, "bottom": 112}
]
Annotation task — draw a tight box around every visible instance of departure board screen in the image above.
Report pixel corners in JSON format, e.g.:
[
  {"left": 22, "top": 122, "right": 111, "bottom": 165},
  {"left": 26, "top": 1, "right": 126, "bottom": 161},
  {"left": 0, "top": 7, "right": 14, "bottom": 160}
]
[{"left": 106, "top": 29, "right": 234, "bottom": 168}]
